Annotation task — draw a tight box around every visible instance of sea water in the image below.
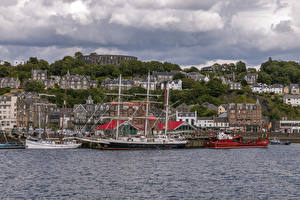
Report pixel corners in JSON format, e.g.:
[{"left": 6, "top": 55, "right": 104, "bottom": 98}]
[{"left": 1, "top": 145, "right": 300, "bottom": 199}]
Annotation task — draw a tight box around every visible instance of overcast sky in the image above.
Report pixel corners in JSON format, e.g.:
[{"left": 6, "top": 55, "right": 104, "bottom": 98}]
[{"left": 0, "top": 0, "right": 299, "bottom": 67}]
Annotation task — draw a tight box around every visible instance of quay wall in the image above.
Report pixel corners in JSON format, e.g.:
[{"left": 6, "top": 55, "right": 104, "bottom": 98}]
[{"left": 78, "top": 132, "right": 300, "bottom": 149}]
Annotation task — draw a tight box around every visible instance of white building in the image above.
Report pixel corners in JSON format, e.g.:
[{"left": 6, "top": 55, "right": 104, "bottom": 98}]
[
  {"left": 251, "top": 83, "right": 271, "bottom": 94},
  {"left": 270, "top": 84, "right": 283, "bottom": 94},
  {"left": 214, "top": 117, "right": 229, "bottom": 129},
  {"left": 0, "top": 94, "right": 17, "bottom": 131},
  {"left": 0, "top": 60, "right": 5, "bottom": 65},
  {"left": 196, "top": 117, "right": 214, "bottom": 128},
  {"left": 251, "top": 84, "right": 263, "bottom": 93},
  {"left": 140, "top": 79, "right": 157, "bottom": 91},
  {"left": 161, "top": 79, "right": 182, "bottom": 90},
  {"left": 32, "top": 70, "right": 47, "bottom": 81},
  {"left": 176, "top": 111, "right": 197, "bottom": 126},
  {"left": 283, "top": 95, "right": 300, "bottom": 106},
  {"left": 204, "top": 75, "right": 210, "bottom": 83},
  {"left": 14, "top": 59, "right": 25, "bottom": 66},
  {"left": 279, "top": 120, "right": 300, "bottom": 133},
  {"left": 229, "top": 82, "right": 242, "bottom": 90}
]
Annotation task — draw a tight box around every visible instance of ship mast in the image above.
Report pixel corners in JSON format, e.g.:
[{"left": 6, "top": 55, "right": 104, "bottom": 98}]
[
  {"left": 60, "top": 74, "right": 68, "bottom": 143},
  {"left": 116, "top": 74, "right": 122, "bottom": 139},
  {"left": 144, "top": 72, "right": 150, "bottom": 137},
  {"left": 164, "top": 87, "right": 169, "bottom": 136}
]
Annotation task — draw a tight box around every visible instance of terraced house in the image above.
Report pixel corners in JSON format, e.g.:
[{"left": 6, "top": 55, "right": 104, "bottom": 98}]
[
  {"left": 60, "top": 71, "right": 98, "bottom": 89},
  {"left": 228, "top": 100, "right": 262, "bottom": 132}
]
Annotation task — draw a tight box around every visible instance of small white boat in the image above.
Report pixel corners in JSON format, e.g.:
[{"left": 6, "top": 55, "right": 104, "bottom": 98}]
[{"left": 26, "top": 138, "right": 81, "bottom": 149}]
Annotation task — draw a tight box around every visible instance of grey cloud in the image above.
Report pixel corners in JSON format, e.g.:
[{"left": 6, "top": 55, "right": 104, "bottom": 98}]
[
  {"left": 0, "top": 0, "right": 299, "bottom": 66},
  {"left": 272, "top": 20, "right": 293, "bottom": 33}
]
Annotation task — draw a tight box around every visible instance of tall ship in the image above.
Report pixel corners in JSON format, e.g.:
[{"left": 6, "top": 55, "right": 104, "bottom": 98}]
[
  {"left": 205, "top": 132, "right": 269, "bottom": 149},
  {"left": 94, "top": 74, "right": 187, "bottom": 150}
]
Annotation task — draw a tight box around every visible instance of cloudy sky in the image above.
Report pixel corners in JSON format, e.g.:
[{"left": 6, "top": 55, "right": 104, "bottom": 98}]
[{"left": 0, "top": 0, "right": 299, "bottom": 67}]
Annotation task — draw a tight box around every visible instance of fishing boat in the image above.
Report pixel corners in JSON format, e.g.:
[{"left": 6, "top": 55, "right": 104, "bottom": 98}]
[
  {"left": 205, "top": 132, "right": 269, "bottom": 149},
  {"left": 269, "top": 137, "right": 291, "bottom": 145},
  {"left": 95, "top": 74, "right": 187, "bottom": 150}
]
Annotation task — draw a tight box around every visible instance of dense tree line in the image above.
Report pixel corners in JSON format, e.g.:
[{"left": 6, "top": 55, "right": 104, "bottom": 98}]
[{"left": 258, "top": 58, "right": 300, "bottom": 85}]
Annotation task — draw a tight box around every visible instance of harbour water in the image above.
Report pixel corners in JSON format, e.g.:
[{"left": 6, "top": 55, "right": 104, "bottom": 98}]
[{"left": 1, "top": 145, "right": 300, "bottom": 199}]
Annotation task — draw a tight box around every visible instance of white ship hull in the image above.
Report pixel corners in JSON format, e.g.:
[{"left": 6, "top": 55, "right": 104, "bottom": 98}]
[{"left": 26, "top": 139, "right": 81, "bottom": 149}]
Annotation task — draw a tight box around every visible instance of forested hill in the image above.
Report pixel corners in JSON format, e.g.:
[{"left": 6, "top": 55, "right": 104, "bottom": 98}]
[{"left": 1, "top": 54, "right": 300, "bottom": 120}]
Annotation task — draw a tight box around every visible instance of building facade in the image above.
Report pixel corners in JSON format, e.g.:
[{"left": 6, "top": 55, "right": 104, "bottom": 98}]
[
  {"left": 101, "top": 78, "right": 134, "bottom": 90},
  {"left": 80, "top": 54, "right": 137, "bottom": 66},
  {"left": 17, "top": 95, "right": 57, "bottom": 130},
  {"left": 227, "top": 100, "right": 262, "bottom": 132},
  {"left": 160, "top": 80, "right": 182, "bottom": 90},
  {"left": 60, "top": 71, "right": 98, "bottom": 90},
  {"left": 176, "top": 111, "right": 197, "bottom": 126},
  {"left": 187, "top": 72, "right": 205, "bottom": 81},
  {"left": 244, "top": 73, "right": 258, "bottom": 85},
  {"left": 0, "top": 78, "right": 20, "bottom": 89},
  {"left": 279, "top": 120, "right": 300, "bottom": 133},
  {"left": 283, "top": 95, "right": 300, "bottom": 106},
  {"left": 196, "top": 117, "right": 214, "bottom": 128},
  {"left": 0, "top": 94, "right": 17, "bottom": 131},
  {"left": 32, "top": 70, "right": 47, "bottom": 81},
  {"left": 154, "top": 72, "right": 174, "bottom": 82},
  {"left": 289, "top": 84, "right": 300, "bottom": 94},
  {"left": 72, "top": 96, "right": 110, "bottom": 132},
  {"left": 229, "top": 82, "right": 242, "bottom": 90}
]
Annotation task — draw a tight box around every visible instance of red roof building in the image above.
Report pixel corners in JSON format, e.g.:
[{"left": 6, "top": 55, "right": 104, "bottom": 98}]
[
  {"left": 158, "top": 121, "right": 196, "bottom": 131},
  {"left": 95, "top": 120, "right": 143, "bottom": 130}
]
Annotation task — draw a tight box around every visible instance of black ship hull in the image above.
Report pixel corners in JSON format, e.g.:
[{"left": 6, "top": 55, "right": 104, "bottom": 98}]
[{"left": 99, "top": 141, "right": 186, "bottom": 150}]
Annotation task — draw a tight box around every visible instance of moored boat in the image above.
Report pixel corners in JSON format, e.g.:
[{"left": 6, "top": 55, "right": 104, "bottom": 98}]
[
  {"left": 0, "top": 142, "right": 25, "bottom": 149},
  {"left": 270, "top": 138, "right": 291, "bottom": 145},
  {"left": 93, "top": 74, "right": 188, "bottom": 150},
  {"left": 25, "top": 138, "right": 81, "bottom": 149},
  {"left": 97, "top": 136, "right": 187, "bottom": 150},
  {"left": 205, "top": 132, "right": 268, "bottom": 149}
]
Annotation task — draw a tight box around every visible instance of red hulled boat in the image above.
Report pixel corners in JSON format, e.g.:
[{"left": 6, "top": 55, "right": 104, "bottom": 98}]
[{"left": 205, "top": 132, "right": 269, "bottom": 149}]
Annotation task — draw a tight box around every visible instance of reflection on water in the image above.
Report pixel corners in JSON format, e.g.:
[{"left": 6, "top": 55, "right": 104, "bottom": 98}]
[{"left": 1, "top": 145, "right": 300, "bottom": 199}]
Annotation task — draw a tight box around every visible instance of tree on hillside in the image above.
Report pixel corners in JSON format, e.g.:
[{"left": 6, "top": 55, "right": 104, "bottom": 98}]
[
  {"left": 74, "top": 52, "right": 83, "bottom": 59},
  {"left": 236, "top": 61, "right": 247, "bottom": 73},
  {"left": 173, "top": 73, "right": 185, "bottom": 80},
  {"left": 24, "top": 81, "right": 45, "bottom": 93},
  {"left": 184, "top": 66, "right": 199, "bottom": 73}
]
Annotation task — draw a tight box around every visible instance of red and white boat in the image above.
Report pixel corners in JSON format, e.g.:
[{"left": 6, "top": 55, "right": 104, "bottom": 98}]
[{"left": 205, "top": 132, "right": 268, "bottom": 149}]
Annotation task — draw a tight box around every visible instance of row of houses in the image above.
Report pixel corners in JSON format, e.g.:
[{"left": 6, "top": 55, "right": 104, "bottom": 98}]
[
  {"left": 176, "top": 100, "right": 263, "bottom": 132},
  {"left": 31, "top": 70, "right": 98, "bottom": 90},
  {"left": 3, "top": 91, "right": 300, "bottom": 135},
  {"left": 101, "top": 77, "right": 183, "bottom": 91},
  {"left": 251, "top": 83, "right": 300, "bottom": 95}
]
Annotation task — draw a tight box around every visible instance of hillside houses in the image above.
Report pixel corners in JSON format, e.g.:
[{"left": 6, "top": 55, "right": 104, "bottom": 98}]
[
  {"left": 160, "top": 79, "right": 182, "bottom": 90},
  {"left": 101, "top": 78, "right": 134, "bottom": 90},
  {"left": 0, "top": 78, "right": 20, "bottom": 89},
  {"left": 283, "top": 95, "right": 300, "bottom": 107}
]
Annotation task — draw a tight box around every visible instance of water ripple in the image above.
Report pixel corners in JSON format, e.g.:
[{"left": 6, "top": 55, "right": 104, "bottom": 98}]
[{"left": 1, "top": 145, "right": 300, "bottom": 199}]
